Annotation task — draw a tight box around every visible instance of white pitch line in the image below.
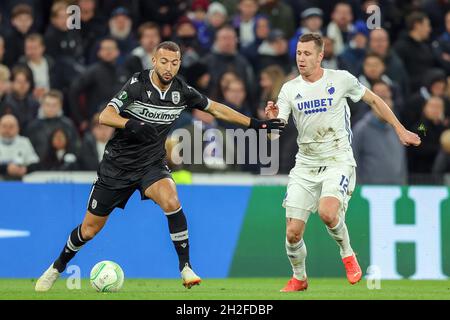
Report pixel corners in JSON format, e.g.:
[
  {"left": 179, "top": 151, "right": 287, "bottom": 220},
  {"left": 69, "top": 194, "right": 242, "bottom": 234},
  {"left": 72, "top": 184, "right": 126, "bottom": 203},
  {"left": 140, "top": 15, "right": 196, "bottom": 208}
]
[{"left": 0, "top": 229, "right": 31, "bottom": 238}]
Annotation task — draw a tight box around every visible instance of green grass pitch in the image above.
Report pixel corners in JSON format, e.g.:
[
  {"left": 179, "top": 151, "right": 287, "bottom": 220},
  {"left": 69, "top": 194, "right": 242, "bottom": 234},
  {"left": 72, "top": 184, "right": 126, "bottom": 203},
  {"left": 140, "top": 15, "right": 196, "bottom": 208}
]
[{"left": 1, "top": 278, "right": 449, "bottom": 300}]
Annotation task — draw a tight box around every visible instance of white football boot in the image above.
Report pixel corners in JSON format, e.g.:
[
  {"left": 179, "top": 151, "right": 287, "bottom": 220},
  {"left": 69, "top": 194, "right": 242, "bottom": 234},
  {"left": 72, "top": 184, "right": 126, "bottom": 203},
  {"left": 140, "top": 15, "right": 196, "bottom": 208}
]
[
  {"left": 35, "top": 264, "right": 60, "bottom": 292},
  {"left": 181, "top": 264, "right": 201, "bottom": 289}
]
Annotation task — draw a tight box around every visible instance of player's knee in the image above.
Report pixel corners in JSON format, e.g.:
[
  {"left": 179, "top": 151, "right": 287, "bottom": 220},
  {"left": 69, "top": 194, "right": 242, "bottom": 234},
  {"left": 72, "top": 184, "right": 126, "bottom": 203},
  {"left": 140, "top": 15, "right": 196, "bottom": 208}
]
[
  {"left": 318, "top": 198, "right": 340, "bottom": 225},
  {"left": 286, "top": 228, "right": 301, "bottom": 244},
  {"left": 81, "top": 222, "right": 102, "bottom": 240},
  {"left": 161, "top": 197, "right": 181, "bottom": 213},
  {"left": 318, "top": 206, "right": 339, "bottom": 226}
]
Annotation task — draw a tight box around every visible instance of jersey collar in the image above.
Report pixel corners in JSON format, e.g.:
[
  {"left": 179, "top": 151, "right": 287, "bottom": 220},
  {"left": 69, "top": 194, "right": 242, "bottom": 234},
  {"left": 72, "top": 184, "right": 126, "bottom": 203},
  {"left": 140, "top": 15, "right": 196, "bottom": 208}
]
[{"left": 300, "top": 68, "right": 327, "bottom": 85}]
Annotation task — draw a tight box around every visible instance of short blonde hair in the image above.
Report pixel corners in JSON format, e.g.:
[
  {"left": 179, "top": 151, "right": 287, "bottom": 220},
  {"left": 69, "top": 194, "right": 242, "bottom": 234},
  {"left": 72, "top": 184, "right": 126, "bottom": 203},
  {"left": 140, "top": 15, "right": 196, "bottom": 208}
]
[
  {"left": 0, "top": 65, "right": 11, "bottom": 82},
  {"left": 299, "top": 33, "right": 324, "bottom": 52}
]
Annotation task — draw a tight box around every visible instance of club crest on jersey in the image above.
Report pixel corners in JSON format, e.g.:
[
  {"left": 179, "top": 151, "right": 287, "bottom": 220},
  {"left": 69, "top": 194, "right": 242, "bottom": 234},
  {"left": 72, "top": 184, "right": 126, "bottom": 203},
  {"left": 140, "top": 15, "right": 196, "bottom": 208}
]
[
  {"left": 326, "top": 83, "right": 335, "bottom": 95},
  {"left": 172, "top": 91, "right": 180, "bottom": 104}
]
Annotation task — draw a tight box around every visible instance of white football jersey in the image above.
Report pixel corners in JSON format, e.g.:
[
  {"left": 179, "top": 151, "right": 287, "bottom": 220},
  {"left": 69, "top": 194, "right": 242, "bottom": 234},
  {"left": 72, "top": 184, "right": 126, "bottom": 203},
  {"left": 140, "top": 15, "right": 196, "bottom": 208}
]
[{"left": 277, "top": 69, "right": 367, "bottom": 167}]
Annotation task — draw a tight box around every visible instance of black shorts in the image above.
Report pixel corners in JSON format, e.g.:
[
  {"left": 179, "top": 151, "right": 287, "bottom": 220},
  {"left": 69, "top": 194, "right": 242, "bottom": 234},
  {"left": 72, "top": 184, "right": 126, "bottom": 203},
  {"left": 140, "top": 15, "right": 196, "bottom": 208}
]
[{"left": 87, "top": 160, "right": 172, "bottom": 216}]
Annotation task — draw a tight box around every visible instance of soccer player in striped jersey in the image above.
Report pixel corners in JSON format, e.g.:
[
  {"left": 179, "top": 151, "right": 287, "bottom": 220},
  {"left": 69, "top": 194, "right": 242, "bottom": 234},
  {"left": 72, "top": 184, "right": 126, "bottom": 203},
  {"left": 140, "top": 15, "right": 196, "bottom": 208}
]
[{"left": 35, "top": 41, "right": 285, "bottom": 292}]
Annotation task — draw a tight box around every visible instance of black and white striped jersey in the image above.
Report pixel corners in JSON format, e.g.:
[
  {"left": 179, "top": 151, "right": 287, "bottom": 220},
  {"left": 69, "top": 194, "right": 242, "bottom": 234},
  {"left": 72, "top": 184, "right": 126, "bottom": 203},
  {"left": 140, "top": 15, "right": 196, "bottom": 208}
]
[{"left": 105, "top": 69, "right": 210, "bottom": 170}]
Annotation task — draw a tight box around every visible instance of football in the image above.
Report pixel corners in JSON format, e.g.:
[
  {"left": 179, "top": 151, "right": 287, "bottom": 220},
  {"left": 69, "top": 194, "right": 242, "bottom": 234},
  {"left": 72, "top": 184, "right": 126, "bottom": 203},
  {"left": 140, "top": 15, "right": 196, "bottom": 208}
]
[{"left": 90, "top": 261, "right": 124, "bottom": 292}]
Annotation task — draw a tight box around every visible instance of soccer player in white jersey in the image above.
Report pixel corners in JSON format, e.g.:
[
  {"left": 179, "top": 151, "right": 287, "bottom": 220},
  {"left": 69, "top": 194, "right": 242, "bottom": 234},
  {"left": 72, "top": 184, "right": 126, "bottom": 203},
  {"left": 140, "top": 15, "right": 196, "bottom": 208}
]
[{"left": 265, "top": 33, "right": 421, "bottom": 292}]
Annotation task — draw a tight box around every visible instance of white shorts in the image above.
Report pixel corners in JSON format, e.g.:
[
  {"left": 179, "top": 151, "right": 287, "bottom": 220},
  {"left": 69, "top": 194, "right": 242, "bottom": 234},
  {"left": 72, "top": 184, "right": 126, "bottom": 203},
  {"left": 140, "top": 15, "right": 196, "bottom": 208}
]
[{"left": 282, "top": 165, "right": 356, "bottom": 223}]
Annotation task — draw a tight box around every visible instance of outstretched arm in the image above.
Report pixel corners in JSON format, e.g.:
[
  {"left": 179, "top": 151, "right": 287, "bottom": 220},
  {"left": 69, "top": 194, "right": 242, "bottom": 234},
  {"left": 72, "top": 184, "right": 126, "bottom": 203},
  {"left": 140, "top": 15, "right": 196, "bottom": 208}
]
[
  {"left": 206, "top": 100, "right": 285, "bottom": 131},
  {"left": 361, "top": 89, "right": 421, "bottom": 146},
  {"left": 206, "top": 100, "right": 251, "bottom": 127}
]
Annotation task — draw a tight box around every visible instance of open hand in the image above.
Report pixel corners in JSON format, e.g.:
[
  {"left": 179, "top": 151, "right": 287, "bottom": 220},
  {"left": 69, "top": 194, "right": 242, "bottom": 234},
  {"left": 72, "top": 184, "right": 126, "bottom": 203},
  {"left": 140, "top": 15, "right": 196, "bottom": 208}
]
[{"left": 265, "top": 101, "right": 279, "bottom": 119}]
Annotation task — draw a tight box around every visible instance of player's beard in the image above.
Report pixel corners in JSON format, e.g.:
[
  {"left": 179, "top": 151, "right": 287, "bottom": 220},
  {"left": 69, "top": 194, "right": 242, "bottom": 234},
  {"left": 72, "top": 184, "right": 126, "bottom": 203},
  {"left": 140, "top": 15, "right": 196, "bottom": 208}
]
[{"left": 155, "top": 69, "right": 173, "bottom": 85}]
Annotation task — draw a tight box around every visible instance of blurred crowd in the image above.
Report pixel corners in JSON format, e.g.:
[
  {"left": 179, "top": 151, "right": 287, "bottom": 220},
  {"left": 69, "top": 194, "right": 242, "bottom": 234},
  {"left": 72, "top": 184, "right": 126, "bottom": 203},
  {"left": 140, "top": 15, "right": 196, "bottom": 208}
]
[{"left": 0, "top": 0, "right": 449, "bottom": 185}]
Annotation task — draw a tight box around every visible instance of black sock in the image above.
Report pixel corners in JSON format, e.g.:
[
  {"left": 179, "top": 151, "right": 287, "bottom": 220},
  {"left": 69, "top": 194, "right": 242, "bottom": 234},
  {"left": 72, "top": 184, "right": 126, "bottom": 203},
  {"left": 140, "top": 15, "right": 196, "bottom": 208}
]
[
  {"left": 166, "top": 207, "right": 191, "bottom": 271},
  {"left": 53, "top": 225, "right": 88, "bottom": 273}
]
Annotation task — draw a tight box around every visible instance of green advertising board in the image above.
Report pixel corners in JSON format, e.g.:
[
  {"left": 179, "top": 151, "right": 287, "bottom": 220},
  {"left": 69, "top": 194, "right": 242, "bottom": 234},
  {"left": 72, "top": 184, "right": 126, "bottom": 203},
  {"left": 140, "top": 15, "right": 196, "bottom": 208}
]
[{"left": 230, "top": 186, "right": 450, "bottom": 279}]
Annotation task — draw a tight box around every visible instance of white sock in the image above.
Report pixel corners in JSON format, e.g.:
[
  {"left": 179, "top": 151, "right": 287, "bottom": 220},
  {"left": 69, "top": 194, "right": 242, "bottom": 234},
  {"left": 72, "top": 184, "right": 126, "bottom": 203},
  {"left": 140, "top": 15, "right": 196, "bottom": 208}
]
[
  {"left": 285, "top": 238, "right": 307, "bottom": 280},
  {"left": 326, "top": 218, "right": 354, "bottom": 258}
]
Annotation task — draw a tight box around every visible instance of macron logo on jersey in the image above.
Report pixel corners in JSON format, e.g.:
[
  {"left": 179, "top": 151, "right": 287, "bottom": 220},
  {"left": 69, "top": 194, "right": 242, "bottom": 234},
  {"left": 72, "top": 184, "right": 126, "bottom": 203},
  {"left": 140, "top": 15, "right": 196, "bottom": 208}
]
[{"left": 297, "top": 98, "right": 333, "bottom": 115}]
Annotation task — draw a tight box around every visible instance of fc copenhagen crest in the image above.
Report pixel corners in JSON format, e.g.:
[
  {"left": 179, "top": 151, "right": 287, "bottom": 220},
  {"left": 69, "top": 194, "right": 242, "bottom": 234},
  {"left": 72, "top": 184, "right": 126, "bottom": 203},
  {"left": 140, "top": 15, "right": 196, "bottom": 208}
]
[
  {"left": 326, "top": 83, "right": 335, "bottom": 95},
  {"left": 172, "top": 91, "right": 180, "bottom": 104}
]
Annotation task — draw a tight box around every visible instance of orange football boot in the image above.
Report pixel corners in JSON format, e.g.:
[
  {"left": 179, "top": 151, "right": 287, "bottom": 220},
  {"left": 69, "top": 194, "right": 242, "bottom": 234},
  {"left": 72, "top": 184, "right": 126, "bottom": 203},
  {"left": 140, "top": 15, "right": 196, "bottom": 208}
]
[
  {"left": 280, "top": 277, "right": 308, "bottom": 292},
  {"left": 342, "top": 254, "right": 362, "bottom": 284}
]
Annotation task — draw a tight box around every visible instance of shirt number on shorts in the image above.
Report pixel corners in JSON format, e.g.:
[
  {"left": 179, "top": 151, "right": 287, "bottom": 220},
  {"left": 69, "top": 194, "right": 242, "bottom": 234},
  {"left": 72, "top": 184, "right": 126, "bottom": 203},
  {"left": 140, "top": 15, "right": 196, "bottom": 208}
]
[{"left": 339, "top": 175, "right": 349, "bottom": 194}]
